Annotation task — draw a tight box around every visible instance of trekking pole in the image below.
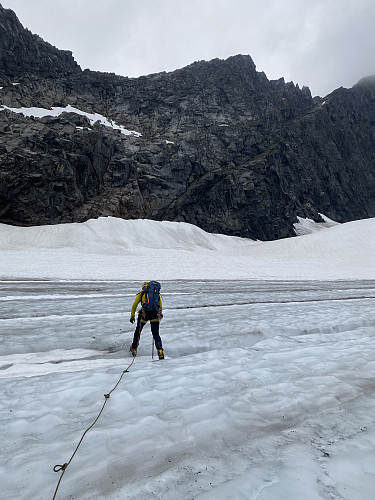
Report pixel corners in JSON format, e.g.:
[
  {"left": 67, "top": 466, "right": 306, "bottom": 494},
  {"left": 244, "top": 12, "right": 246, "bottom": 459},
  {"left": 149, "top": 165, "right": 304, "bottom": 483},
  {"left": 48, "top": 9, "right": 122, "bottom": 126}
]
[{"left": 152, "top": 339, "right": 155, "bottom": 359}]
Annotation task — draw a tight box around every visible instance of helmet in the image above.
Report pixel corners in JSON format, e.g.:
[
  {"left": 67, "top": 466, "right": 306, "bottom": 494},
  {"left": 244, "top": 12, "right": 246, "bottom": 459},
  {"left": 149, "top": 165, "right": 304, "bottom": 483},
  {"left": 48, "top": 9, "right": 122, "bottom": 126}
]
[{"left": 142, "top": 281, "right": 149, "bottom": 290}]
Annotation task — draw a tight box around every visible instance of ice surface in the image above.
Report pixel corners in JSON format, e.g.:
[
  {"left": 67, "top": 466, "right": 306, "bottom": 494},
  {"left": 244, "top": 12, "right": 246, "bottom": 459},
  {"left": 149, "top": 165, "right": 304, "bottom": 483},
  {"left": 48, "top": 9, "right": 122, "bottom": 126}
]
[{"left": 0, "top": 218, "right": 375, "bottom": 499}]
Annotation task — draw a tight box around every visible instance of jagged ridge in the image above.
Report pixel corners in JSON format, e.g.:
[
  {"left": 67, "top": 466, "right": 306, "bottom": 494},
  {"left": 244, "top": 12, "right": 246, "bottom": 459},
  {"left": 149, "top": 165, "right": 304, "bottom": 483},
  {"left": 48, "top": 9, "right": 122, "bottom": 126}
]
[{"left": 0, "top": 5, "right": 374, "bottom": 240}]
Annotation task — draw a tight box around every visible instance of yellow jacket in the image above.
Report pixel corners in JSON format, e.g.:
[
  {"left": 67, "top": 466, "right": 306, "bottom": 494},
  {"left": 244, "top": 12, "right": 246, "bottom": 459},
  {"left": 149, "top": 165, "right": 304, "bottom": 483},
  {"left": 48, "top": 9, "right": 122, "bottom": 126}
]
[{"left": 131, "top": 291, "right": 162, "bottom": 318}]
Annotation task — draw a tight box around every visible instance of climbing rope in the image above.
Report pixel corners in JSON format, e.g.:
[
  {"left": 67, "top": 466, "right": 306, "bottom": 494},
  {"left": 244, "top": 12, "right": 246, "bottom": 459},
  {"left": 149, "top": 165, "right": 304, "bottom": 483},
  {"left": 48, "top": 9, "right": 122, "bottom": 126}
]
[{"left": 52, "top": 355, "right": 136, "bottom": 500}]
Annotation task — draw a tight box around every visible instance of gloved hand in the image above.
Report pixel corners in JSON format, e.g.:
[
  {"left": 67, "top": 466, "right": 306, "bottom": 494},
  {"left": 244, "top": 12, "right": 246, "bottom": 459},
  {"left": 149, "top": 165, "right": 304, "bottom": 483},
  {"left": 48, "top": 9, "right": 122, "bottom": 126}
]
[
  {"left": 130, "top": 316, "right": 135, "bottom": 324},
  {"left": 157, "top": 310, "right": 163, "bottom": 320}
]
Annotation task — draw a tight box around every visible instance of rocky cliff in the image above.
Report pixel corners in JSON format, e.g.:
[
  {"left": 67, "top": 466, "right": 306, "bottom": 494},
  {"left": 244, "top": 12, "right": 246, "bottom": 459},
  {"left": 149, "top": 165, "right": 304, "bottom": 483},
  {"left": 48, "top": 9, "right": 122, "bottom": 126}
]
[
  {"left": 0, "top": 4, "right": 374, "bottom": 240},
  {"left": 0, "top": 4, "right": 80, "bottom": 84}
]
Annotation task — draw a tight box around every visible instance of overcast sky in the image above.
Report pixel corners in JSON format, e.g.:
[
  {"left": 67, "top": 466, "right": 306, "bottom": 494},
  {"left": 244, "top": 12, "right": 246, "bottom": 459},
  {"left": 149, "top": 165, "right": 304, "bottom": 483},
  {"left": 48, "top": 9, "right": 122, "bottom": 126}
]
[{"left": 2, "top": 0, "right": 375, "bottom": 97}]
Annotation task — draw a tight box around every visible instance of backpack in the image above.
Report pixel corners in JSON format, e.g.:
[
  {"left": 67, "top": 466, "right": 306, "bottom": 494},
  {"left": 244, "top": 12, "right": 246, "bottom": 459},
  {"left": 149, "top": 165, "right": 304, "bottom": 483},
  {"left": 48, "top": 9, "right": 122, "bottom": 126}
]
[{"left": 142, "top": 281, "right": 161, "bottom": 311}]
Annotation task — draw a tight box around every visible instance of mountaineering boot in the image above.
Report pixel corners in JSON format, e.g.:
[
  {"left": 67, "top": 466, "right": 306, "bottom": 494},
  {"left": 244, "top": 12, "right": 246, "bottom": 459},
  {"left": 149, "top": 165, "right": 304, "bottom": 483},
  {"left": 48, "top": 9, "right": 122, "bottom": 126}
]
[
  {"left": 157, "top": 349, "right": 164, "bottom": 360},
  {"left": 130, "top": 346, "right": 137, "bottom": 357}
]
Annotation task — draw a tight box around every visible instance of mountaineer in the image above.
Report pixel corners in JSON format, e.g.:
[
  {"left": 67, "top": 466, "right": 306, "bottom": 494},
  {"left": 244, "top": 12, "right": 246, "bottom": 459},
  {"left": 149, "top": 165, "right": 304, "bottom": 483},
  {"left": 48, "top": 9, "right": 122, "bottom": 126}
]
[{"left": 130, "top": 281, "right": 164, "bottom": 359}]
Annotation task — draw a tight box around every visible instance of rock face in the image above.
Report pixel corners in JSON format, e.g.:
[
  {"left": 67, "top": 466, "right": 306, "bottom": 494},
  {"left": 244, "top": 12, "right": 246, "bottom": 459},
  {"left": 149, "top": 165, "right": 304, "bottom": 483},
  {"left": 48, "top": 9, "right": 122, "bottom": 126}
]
[
  {"left": 0, "top": 4, "right": 80, "bottom": 84},
  {"left": 0, "top": 4, "right": 374, "bottom": 240}
]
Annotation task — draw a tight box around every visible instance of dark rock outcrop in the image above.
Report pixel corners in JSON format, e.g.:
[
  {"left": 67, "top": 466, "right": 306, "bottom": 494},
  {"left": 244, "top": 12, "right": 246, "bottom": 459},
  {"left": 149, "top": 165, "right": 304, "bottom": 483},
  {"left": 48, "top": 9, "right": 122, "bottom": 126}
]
[
  {"left": 0, "top": 3, "right": 80, "bottom": 85},
  {"left": 0, "top": 4, "right": 374, "bottom": 240}
]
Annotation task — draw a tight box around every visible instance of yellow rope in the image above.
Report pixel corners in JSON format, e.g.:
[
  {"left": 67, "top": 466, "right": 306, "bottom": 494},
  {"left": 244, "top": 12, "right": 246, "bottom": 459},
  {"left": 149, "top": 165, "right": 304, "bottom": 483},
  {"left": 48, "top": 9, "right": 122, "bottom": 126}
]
[{"left": 52, "top": 355, "right": 136, "bottom": 500}]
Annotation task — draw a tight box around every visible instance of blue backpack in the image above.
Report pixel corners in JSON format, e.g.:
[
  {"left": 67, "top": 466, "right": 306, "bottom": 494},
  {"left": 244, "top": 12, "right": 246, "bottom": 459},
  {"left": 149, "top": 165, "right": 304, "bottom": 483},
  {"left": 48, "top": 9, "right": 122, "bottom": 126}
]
[{"left": 142, "top": 281, "right": 161, "bottom": 311}]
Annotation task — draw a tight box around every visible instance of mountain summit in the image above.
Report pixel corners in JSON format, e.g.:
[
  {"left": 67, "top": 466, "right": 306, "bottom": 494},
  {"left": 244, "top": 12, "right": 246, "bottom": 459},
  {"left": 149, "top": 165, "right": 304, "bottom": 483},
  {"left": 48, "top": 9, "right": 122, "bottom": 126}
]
[{"left": 0, "top": 5, "right": 374, "bottom": 240}]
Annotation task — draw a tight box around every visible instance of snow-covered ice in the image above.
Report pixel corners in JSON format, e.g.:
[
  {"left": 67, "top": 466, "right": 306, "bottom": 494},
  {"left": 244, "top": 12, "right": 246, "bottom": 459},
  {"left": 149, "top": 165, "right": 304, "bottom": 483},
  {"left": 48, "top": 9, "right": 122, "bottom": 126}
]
[
  {"left": 0, "top": 216, "right": 374, "bottom": 280},
  {"left": 293, "top": 213, "right": 339, "bottom": 235},
  {"left": 1, "top": 217, "right": 375, "bottom": 499}
]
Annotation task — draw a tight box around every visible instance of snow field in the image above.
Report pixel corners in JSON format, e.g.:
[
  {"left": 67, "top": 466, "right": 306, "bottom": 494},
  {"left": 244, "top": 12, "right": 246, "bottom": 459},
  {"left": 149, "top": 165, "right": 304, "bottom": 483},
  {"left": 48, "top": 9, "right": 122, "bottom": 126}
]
[
  {"left": 0, "top": 104, "right": 142, "bottom": 136},
  {"left": 1, "top": 217, "right": 375, "bottom": 498},
  {"left": 1, "top": 216, "right": 375, "bottom": 280}
]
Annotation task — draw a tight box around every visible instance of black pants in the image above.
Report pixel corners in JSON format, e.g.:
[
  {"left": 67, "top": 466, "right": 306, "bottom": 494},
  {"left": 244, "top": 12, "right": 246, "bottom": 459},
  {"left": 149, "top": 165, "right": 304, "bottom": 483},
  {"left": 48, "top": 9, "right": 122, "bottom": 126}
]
[{"left": 131, "top": 310, "right": 163, "bottom": 351}]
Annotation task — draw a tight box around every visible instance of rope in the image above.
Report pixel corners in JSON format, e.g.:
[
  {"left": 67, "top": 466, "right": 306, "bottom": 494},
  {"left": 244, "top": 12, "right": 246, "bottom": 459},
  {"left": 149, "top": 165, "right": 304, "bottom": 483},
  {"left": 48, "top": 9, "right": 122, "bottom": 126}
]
[{"left": 52, "top": 355, "right": 135, "bottom": 500}]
